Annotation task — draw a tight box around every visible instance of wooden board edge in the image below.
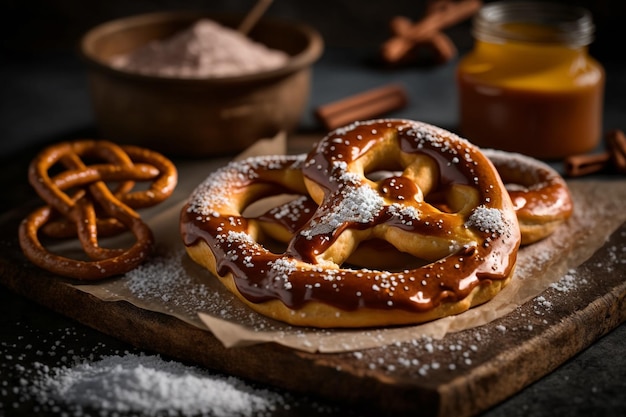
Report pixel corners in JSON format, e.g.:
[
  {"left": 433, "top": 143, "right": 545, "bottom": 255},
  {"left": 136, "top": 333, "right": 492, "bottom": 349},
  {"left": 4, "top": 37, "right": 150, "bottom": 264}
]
[{"left": 437, "top": 222, "right": 626, "bottom": 417}]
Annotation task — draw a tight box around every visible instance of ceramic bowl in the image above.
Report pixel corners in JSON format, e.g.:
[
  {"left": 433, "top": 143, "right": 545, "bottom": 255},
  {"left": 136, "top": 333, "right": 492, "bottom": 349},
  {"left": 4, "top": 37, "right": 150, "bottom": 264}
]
[{"left": 80, "top": 11, "right": 323, "bottom": 156}]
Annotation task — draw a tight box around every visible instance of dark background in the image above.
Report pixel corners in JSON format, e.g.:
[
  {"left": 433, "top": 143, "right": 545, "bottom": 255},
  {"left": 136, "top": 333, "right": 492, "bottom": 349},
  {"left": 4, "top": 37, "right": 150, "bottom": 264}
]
[
  {"left": 2, "top": 0, "right": 625, "bottom": 55},
  {"left": 1, "top": 0, "right": 625, "bottom": 159}
]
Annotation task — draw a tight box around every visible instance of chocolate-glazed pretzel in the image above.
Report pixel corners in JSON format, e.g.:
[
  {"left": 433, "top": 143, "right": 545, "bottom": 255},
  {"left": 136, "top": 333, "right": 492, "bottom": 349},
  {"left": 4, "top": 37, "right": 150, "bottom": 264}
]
[
  {"left": 19, "top": 140, "right": 177, "bottom": 280},
  {"left": 181, "top": 120, "right": 521, "bottom": 328}
]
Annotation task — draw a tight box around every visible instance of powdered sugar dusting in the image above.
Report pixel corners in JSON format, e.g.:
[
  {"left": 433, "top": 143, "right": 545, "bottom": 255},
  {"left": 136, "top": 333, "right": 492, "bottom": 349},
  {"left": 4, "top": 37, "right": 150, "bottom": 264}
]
[
  {"left": 301, "top": 184, "right": 384, "bottom": 238},
  {"left": 466, "top": 206, "right": 506, "bottom": 234},
  {"left": 266, "top": 195, "right": 312, "bottom": 223},
  {"left": 122, "top": 248, "right": 262, "bottom": 325},
  {"left": 270, "top": 257, "right": 298, "bottom": 290},
  {"left": 549, "top": 269, "right": 588, "bottom": 292},
  {"left": 187, "top": 155, "right": 304, "bottom": 217},
  {"left": 126, "top": 249, "right": 212, "bottom": 315},
  {"left": 388, "top": 203, "right": 421, "bottom": 224}
]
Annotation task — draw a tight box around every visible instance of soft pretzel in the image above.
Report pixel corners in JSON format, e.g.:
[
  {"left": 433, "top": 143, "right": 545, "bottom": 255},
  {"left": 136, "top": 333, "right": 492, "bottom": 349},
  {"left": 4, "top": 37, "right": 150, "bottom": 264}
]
[
  {"left": 482, "top": 149, "right": 573, "bottom": 245},
  {"left": 181, "top": 119, "right": 521, "bottom": 328},
  {"left": 18, "top": 140, "right": 177, "bottom": 280}
]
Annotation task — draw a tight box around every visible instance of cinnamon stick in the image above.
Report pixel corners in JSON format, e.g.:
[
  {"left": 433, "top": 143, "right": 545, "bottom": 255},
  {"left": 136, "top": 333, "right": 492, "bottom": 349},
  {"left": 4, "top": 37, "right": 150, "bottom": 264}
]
[
  {"left": 606, "top": 129, "right": 626, "bottom": 173},
  {"left": 385, "top": 16, "right": 457, "bottom": 64},
  {"left": 315, "top": 84, "right": 409, "bottom": 130},
  {"left": 406, "top": 0, "right": 480, "bottom": 41},
  {"left": 381, "top": 0, "right": 482, "bottom": 64},
  {"left": 427, "top": 31, "right": 458, "bottom": 64},
  {"left": 564, "top": 152, "right": 610, "bottom": 177},
  {"left": 564, "top": 129, "right": 626, "bottom": 177}
]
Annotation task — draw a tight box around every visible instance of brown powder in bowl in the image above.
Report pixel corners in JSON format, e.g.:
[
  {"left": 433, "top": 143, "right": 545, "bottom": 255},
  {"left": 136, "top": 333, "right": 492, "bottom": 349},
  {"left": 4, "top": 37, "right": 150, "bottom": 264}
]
[{"left": 110, "top": 19, "right": 289, "bottom": 78}]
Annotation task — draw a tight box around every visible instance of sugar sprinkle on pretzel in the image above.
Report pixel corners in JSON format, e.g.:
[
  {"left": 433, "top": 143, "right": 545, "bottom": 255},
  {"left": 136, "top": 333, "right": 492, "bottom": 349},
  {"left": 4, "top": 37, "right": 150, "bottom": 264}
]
[{"left": 482, "top": 148, "right": 573, "bottom": 245}]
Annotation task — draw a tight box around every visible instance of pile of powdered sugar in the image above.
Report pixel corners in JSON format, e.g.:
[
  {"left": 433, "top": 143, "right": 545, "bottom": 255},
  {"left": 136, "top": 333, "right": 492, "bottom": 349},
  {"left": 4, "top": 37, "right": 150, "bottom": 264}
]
[
  {"left": 1, "top": 323, "right": 337, "bottom": 416},
  {"left": 110, "top": 19, "right": 289, "bottom": 78},
  {"left": 28, "top": 353, "right": 285, "bottom": 417}
]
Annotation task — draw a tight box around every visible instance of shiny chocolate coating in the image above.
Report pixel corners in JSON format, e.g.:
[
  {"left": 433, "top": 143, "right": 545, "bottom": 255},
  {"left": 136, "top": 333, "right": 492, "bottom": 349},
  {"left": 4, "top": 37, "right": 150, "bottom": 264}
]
[{"left": 181, "top": 119, "right": 521, "bottom": 315}]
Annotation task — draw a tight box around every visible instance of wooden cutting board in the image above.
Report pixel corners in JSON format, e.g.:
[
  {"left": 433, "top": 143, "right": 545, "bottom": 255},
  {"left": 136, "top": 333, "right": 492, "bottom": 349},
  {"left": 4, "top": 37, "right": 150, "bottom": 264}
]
[{"left": 1, "top": 194, "right": 625, "bottom": 417}]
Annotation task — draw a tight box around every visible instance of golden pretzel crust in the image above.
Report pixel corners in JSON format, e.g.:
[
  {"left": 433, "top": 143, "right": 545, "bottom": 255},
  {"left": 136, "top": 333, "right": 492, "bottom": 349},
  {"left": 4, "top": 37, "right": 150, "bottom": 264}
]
[
  {"left": 482, "top": 149, "right": 573, "bottom": 245},
  {"left": 18, "top": 140, "right": 177, "bottom": 280},
  {"left": 181, "top": 119, "right": 521, "bottom": 328}
]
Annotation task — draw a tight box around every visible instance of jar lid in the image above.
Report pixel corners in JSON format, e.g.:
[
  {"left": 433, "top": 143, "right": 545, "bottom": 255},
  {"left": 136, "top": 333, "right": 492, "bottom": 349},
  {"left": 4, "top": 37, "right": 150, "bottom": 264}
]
[{"left": 473, "top": 1, "right": 595, "bottom": 46}]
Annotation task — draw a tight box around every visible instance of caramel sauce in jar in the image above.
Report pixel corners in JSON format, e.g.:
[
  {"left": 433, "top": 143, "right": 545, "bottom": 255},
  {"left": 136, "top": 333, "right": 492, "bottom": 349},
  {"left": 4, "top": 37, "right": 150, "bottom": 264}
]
[{"left": 456, "top": 2, "right": 605, "bottom": 159}]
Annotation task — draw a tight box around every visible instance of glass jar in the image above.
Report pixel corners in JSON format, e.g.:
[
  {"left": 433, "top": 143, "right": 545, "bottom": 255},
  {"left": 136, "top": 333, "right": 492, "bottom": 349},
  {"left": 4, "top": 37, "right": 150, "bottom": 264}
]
[{"left": 456, "top": 1, "right": 605, "bottom": 159}]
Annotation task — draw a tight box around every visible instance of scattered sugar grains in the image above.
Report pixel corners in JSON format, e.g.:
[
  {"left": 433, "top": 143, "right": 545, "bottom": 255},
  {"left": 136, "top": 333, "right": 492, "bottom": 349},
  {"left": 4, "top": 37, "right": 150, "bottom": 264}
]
[
  {"left": 125, "top": 248, "right": 214, "bottom": 316},
  {"left": 349, "top": 330, "right": 494, "bottom": 377},
  {"left": 29, "top": 354, "right": 286, "bottom": 417},
  {"left": 123, "top": 248, "right": 273, "bottom": 325},
  {"left": 549, "top": 269, "right": 588, "bottom": 293}
]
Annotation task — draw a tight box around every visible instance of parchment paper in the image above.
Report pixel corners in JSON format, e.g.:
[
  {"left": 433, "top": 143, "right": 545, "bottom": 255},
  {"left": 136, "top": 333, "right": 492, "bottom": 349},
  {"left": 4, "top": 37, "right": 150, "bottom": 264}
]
[{"left": 66, "top": 135, "right": 626, "bottom": 353}]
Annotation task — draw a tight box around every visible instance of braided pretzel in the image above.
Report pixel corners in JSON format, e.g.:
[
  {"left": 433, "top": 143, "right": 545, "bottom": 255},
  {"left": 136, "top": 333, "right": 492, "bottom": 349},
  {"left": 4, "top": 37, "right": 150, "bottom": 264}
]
[
  {"left": 482, "top": 149, "right": 573, "bottom": 245},
  {"left": 19, "top": 140, "right": 177, "bottom": 280},
  {"left": 181, "top": 119, "right": 521, "bottom": 328}
]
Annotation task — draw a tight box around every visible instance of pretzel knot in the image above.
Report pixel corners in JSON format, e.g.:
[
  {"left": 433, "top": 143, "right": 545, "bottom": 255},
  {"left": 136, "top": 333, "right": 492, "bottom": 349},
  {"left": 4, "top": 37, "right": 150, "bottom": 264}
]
[
  {"left": 18, "top": 140, "right": 177, "bottom": 280},
  {"left": 181, "top": 119, "right": 522, "bottom": 328}
]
